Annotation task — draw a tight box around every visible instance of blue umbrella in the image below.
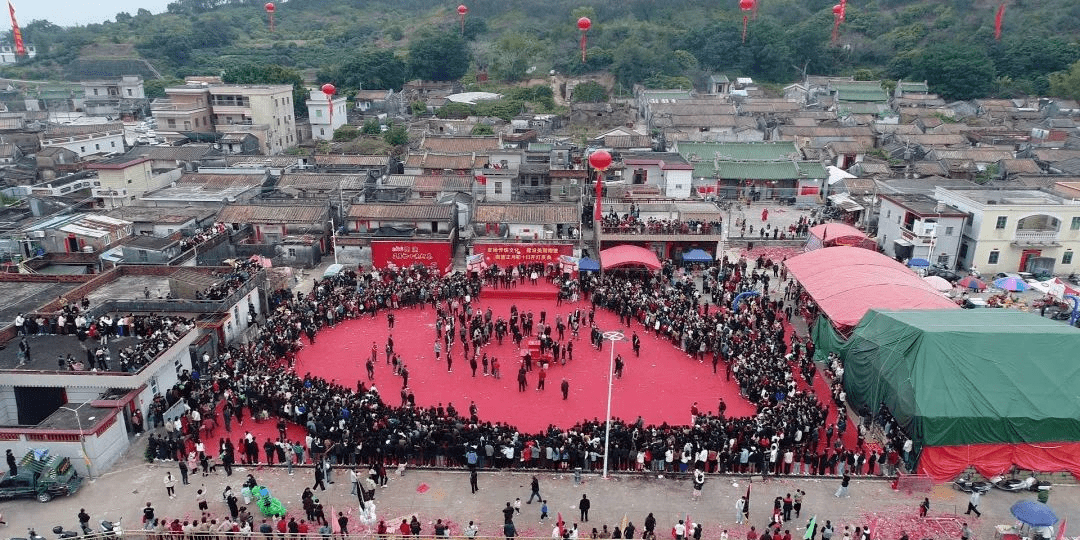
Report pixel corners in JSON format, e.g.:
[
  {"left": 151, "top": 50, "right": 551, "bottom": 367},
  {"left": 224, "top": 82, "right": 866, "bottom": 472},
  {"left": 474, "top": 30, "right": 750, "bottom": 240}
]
[
  {"left": 907, "top": 258, "right": 930, "bottom": 268},
  {"left": 1010, "top": 500, "right": 1058, "bottom": 527},
  {"left": 994, "top": 276, "right": 1028, "bottom": 291}
]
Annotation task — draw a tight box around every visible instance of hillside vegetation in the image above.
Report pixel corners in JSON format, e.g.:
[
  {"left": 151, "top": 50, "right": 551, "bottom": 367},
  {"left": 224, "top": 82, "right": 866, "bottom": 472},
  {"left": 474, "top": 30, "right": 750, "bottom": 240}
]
[{"left": 2, "top": 0, "right": 1079, "bottom": 102}]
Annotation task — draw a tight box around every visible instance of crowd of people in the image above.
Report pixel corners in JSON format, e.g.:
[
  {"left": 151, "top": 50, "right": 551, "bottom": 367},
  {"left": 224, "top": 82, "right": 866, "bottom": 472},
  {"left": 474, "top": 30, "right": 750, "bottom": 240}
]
[{"left": 142, "top": 255, "right": 888, "bottom": 484}]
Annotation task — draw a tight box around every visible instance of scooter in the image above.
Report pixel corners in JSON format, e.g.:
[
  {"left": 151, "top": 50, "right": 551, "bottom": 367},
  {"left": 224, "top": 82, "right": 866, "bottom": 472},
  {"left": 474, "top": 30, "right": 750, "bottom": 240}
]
[
  {"left": 10, "top": 528, "right": 46, "bottom": 540},
  {"left": 99, "top": 518, "right": 122, "bottom": 539},
  {"left": 50, "top": 526, "right": 80, "bottom": 539},
  {"left": 991, "top": 475, "right": 1052, "bottom": 493},
  {"left": 953, "top": 474, "right": 992, "bottom": 493}
]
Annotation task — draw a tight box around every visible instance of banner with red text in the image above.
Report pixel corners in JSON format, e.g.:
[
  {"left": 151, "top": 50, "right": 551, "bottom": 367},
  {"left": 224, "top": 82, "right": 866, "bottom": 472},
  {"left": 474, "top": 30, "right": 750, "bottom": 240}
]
[
  {"left": 474, "top": 243, "right": 573, "bottom": 267},
  {"left": 371, "top": 240, "right": 453, "bottom": 271}
]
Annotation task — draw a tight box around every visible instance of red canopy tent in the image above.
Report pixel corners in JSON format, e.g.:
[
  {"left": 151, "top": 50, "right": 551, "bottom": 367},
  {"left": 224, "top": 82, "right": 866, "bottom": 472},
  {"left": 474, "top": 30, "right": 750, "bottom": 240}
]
[
  {"left": 600, "top": 245, "right": 661, "bottom": 271},
  {"left": 805, "top": 223, "right": 876, "bottom": 251},
  {"left": 784, "top": 246, "right": 958, "bottom": 331}
]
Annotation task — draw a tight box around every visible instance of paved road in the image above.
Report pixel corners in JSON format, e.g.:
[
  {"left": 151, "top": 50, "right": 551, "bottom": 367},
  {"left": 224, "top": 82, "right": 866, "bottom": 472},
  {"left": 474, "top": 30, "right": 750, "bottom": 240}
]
[{"left": 4, "top": 439, "right": 1076, "bottom": 540}]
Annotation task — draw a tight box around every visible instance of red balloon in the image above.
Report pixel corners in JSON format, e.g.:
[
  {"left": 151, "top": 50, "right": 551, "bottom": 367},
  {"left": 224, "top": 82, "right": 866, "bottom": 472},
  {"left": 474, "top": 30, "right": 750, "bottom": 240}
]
[
  {"left": 589, "top": 150, "right": 612, "bottom": 171},
  {"left": 457, "top": 4, "right": 468, "bottom": 15},
  {"left": 321, "top": 83, "right": 336, "bottom": 96},
  {"left": 740, "top": 0, "right": 754, "bottom": 11},
  {"left": 264, "top": 2, "right": 275, "bottom": 12},
  {"left": 577, "top": 17, "right": 591, "bottom": 31},
  {"left": 832, "top": 4, "right": 842, "bottom": 14}
]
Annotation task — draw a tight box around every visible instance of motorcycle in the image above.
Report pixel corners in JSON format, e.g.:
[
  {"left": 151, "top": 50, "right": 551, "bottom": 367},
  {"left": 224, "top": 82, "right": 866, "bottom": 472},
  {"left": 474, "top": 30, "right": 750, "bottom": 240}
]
[
  {"left": 953, "top": 474, "right": 992, "bottom": 493},
  {"left": 991, "top": 475, "right": 1052, "bottom": 493},
  {"left": 11, "top": 529, "right": 46, "bottom": 540},
  {"left": 99, "top": 518, "right": 122, "bottom": 539},
  {"left": 50, "top": 526, "right": 80, "bottom": 539}
]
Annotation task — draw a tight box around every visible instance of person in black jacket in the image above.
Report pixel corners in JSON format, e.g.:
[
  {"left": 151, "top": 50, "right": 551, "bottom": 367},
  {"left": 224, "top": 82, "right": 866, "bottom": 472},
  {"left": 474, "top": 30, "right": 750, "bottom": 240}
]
[{"left": 579, "top": 494, "right": 591, "bottom": 522}]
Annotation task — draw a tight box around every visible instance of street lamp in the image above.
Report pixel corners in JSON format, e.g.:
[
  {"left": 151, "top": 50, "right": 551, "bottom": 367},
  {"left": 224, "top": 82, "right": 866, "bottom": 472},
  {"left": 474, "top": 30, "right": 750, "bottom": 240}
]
[
  {"left": 58, "top": 405, "right": 95, "bottom": 480},
  {"left": 601, "top": 329, "right": 625, "bottom": 479}
]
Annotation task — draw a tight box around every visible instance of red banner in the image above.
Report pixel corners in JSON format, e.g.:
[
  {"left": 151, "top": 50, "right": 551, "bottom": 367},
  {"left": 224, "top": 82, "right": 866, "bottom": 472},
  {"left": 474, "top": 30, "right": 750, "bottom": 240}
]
[
  {"left": 474, "top": 243, "right": 573, "bottom": 267},
  {"left": 371, "top": 240, "right": 453, "bottom": 271}
]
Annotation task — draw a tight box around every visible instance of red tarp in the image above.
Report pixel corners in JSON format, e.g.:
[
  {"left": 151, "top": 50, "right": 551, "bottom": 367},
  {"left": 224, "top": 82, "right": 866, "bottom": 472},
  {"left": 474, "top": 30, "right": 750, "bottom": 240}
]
[
  {"left": 784, "top": 246, "right": 958, "bottom": 329},
  {"left": 806, "top": 223, "right": 876, "bottom": 251},
  {"left": 921, "top": 442, "right": 1080, "bottom": 481},
  {"left": 600, "top": 245, "right": 661, "bottom": 271}
]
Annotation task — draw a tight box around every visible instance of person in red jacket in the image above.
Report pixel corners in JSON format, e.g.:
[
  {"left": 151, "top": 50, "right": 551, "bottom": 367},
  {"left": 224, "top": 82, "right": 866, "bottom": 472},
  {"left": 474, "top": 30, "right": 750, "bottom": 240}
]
[{"left": 400, "top": 519, "right": 412, "bottom": 537}]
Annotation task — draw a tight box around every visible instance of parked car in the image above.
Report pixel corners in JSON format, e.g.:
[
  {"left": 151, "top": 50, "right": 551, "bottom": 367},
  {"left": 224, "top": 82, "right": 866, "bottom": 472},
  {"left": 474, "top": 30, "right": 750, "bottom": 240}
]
[
  {"left": 927, "top": 264, "right": 962, "bottom": 282},
  {"left": 0, "top": 451, "right": 83, "bottom": 502}
]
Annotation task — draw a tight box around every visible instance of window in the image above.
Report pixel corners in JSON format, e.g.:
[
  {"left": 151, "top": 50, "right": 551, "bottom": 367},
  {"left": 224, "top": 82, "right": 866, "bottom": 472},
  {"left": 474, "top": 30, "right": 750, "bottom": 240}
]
[
  {"left": 138, "top": 250, "right": 148, "bottom": 262},
  {"left": 1064, "top": 251, "right": 1074, "bottom": 265},
  {"left": 494, "top": 181, "right": 503, "bottom": 194},
  {"left": 93, "top": 88, "right": 99, "bottom": 95},
  {"left": 127, "top": 88, "right": 132, "bottom": 96},
  {"left": 988, "top": 250, "right": 999, "bottom": 264},
  {"left": 945, "top": 226, "right": 954, "bottom": 235},
  {"left": 319, "top": 128, "right": 325, "bottom": 136},
  {"left": 315, "top": 109, "right": 322, "bottom": 118},
  {"left": 111, "top": 141, "right": 116, "bottom": 147},
  {"left": 995, "top": 216, "right": 1007, "bottom": 229},
  {"left": 937, "top": 253, "right": 949, "bottom": 265},
  {"left": 287, "top": 248, "right": 296, "bottom": 257},
  {"left": 1072, "top": 217, "right": 1080, "bottom": 230},
  {"left": 167, "top": 119, "right": 176, "bottom": 128},
  {"left": 95, "top": 143, "right": 100, "bottom": 150},
  {"left": 80, "top": 146, "right": 85, "bottom": 153},
  {"left": 886, "top": 210, "right": 891, "bottom": 219}
]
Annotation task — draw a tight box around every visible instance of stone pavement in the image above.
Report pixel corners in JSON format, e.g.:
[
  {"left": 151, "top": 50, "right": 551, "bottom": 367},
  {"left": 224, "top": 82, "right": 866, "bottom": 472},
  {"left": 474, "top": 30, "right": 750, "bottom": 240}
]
[{"left": 3, "top": 439, "right": 1076, "bottom": 540}]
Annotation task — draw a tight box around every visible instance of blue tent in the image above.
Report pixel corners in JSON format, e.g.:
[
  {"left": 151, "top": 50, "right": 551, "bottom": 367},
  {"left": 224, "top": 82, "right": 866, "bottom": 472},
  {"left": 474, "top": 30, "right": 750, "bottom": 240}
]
[
  {"left": 907, "top": 258, "right": 930, "bottom": 268},
  {"left": 578, "top": 257, "right": 600, "bottom": 272},
  {"left": 681, "top": 249, "right": 713, "bottom": 263}
]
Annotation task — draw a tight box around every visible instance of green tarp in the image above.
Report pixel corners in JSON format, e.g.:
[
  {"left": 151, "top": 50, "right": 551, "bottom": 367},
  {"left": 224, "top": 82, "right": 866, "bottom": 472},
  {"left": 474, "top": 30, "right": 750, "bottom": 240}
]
[{"left": 812, "top": 309, "right": 1080, "bottom": 447}]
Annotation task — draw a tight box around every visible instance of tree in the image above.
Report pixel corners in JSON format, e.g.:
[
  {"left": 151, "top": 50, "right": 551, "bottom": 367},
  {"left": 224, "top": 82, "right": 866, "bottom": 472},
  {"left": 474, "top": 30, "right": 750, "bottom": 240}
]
[
  {"left": 333, "top": 125, "right": 360, "bottom": 142},
  {"left": 361, "top": 119, "right": 382, "bottom": 135},
  {"left": 1049, "top": 60, "right": 1080, "bottom": 100},
  {"left": 318, "top": 49, "right": 407, "bottom": 91},
  {"left": 408, "top": 32, "right": 470, "bottom": 81},
  {"left": 470, "top": 124, "right": 494, "bottom": 135},
  {"left": 383, "top": 123, "right": 409, "bottom": 146},
  {"left": 571, "top": 81, "right": 608, "bottom": 103},
  {"left": 909, "top": 44, "right": 996, "bottom": 101},
  {"left": 491, "top": 34, "right": 542, "bottom": 82}
]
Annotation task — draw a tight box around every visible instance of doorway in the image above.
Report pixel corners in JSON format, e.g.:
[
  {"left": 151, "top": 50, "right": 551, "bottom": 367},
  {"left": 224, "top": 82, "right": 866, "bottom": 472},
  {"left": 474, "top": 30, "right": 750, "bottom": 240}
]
[{"left": 1019, "top": 249, "right": 1041, "bottom": 272}]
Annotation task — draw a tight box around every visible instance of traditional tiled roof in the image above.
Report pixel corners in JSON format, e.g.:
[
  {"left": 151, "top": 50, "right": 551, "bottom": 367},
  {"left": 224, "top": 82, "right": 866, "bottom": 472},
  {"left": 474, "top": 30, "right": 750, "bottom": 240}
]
[
  {"left": 474, "top": 204, "right": 579, "bottom": 224},
  {"left": 348, "top": 204, "right": 454, "bottom": 221}
]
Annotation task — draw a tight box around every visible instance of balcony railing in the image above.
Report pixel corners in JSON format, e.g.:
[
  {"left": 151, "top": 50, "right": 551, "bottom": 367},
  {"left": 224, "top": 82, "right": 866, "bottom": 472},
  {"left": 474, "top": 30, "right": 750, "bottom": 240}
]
[{"left": 1013, "top": 229, "right": 1060, "bottom": 244}]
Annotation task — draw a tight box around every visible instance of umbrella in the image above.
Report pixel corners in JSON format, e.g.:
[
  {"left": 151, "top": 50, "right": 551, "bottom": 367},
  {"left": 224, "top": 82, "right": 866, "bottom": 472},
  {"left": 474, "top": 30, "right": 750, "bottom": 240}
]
[
  {"left": 994, "top": 276, "right": 1028, "bottom": 291},
  {"left": 1011, "top": 500, "right": 1059, "bottom": 527},
  {"left": 958, "top": 275, "right": 987, "bottom": 290},
  {"left": 682, "top": 249, "right": 713, "bottom": 263},
  {"left": 907, "top": 258, "right": 930, "bottom": 268},
  {"left": 923, "top": 275, "right": 952, "bottom": 291}
]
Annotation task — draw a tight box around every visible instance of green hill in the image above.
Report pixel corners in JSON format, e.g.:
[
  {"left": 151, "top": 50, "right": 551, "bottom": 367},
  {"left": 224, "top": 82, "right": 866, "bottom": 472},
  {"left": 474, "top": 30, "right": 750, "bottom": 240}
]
[{"left": 2, "top": 0, "right": 1079, "bottom": 101}]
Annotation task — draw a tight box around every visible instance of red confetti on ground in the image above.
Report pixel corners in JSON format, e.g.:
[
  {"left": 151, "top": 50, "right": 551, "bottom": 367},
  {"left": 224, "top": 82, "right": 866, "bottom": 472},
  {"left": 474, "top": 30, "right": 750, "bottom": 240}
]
[
  {"left": 416, "top": 483, "right": 429, "bottom": 494},
  {"left": 862, "top": 511, "right": 962, "bottom": 540},
  {"left": 738, "top": 246, "right": 804, "bottom": 262}
]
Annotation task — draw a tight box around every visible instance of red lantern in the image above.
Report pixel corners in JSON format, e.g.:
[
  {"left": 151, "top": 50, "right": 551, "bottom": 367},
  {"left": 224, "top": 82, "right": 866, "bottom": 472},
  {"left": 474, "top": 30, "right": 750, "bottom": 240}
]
[
  {"left": 457, "top": 5, "right": 468, "bottom": 36},
  {"left": 577, "top": 17, "right": 592, "bottom": 63},
  {"left": 739, "top": 0, "right": 755, "bottom": 42},
  {"left": 322, "top": 83, "right": 336, "bottom": 134},
  {"left": 589, "top": 150, "right": 611, "bottom": 221},
  {"left": 589, "top": 150, "right": 612, "bottom": 171},
  {"left": 264, "top": 2, "right": 275, "bottom": 31}
]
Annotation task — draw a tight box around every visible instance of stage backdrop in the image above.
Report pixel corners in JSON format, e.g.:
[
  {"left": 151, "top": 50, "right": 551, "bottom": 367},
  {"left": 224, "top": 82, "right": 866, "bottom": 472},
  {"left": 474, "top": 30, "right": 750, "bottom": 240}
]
[
  {"left": 474, "top": 243, "right": 573, "bottom": 267},
  {"left": 371, "top": 240, "right": 453, "bottom": 271}
]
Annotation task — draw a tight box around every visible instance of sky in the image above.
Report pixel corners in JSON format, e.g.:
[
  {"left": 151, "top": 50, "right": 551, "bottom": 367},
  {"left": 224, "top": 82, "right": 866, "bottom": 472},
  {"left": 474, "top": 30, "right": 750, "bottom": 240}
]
[{"left": 8, "top": 0, "right": 172, "bottom": 28}]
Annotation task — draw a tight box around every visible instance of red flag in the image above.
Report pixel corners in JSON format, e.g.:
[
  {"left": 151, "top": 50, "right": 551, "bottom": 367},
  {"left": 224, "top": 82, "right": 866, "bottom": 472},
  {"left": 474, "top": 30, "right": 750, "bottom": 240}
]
[
  {"left": 593, "top": 172, "right": 603, "bottom": 221},
  {"left": 994, "top": 3, "right": 1005, "bottom": 40},
  {"left": 1056, "top": 518, "right": 1067, "bottom": 540},
  {"left": 8, "top": 2, "right": 24, "bottom": 56},
  {"left": 557, "top": 512, "right": 565, "bottom": 537}
]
